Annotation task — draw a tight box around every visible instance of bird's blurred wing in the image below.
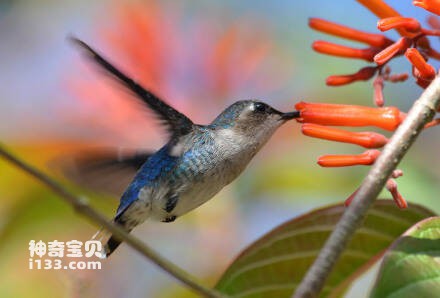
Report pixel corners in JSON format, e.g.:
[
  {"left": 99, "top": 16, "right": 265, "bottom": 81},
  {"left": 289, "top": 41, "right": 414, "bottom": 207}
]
[
  {"left": 56, "top": 148, "right": 152, "bottom": 196},
  {"left": 71, "top": 37, "right": 194, "bottom": 138}
]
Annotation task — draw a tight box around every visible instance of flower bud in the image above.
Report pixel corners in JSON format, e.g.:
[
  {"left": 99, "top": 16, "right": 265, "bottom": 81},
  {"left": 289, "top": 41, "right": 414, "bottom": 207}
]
[
  {"left": 309, "top": 18, "right": 393, "bottom": 47},
  {"left": 374, "top": 37, "right": 412, "bottom": 65},
  {"left": 326, "top": 67, "right": 377, "bottom": 86},
  {"left": 301, "top": 124, "right": 388, "bottom": 148},
  {"left": 312, "top": 41, "right": 379, "bottom": 61},
  {"left": 377, "top": 17, "right": 421, "bottom": 33},
  {"left": 405, "top": 48, "right": 436, "bottom": 80},
  {"left": 317, "top": 149, "right": 381, "bottom": 167}
]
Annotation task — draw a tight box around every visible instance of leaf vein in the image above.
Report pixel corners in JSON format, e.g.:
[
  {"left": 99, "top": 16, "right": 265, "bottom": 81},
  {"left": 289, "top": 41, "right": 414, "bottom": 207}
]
[{"left": 220, "top": 249, "right": 371, "bottom": 289}]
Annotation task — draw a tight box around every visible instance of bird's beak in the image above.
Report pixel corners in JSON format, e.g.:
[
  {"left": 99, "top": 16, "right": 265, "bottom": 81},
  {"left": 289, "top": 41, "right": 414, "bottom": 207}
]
[{"left": 281, "top": 111, "right": 300, "bottom": 120}]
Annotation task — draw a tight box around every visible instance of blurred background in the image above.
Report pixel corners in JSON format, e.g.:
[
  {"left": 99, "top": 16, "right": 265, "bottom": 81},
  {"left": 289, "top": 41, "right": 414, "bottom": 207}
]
[{"left": 0, "top": 0, "right": 439, "bottom": 297}]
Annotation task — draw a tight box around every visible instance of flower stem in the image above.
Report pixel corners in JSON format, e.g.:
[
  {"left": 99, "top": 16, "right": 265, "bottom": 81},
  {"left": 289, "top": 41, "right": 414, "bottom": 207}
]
[
  {"left": 0, "top": 145, "right": 224, "bottom": 298},
  {"left": 293, "top": 75, "right": 440, "bottom": 298}
]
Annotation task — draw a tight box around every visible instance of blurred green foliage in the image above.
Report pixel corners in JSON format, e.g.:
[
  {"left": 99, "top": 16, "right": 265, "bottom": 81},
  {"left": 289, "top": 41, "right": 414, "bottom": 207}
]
[
  {"left": 371, "top": 217, "right": 440, "bottom": 298},
  {"left": 215, "top": 201, "right": 435, "bottom": 298}
]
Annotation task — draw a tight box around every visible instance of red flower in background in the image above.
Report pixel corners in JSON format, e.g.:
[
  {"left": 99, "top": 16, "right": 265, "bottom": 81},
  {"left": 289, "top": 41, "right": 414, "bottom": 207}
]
[
  {"left": 66, "top": 1, "right": 288, "bottom": 147},
  {"left": 300, "top": 0, "right": 440, "bottom": 208}
]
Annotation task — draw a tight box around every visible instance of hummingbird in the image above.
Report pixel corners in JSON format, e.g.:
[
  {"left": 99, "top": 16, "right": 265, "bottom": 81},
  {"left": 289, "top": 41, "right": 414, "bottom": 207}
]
[{"left": 71, "top": 37, "right": 300, "bottom": 257}]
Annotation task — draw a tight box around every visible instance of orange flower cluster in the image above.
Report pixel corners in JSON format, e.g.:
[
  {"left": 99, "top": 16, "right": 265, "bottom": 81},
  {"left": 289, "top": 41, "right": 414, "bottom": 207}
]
[
  {"left": 302, "top": 1, "right": 440, "bottom": 208},
  {"left": 310, "top": 2, "right": 440, "bottom": 101},
  {"left": 295, "top": 102, "right": 401, "bottom": 167}
]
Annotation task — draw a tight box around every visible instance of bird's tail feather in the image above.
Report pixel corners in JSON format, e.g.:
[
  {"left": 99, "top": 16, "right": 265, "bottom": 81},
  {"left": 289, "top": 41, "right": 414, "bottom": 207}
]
[
  {"left": 91, "top": 223, "right": 132, "bottom": 258},
  {"left": 91, "top": 227, "right": 112, "bottom": 259},
  {"left": 104, "top": 235, "right": 124, "bottom": 257}
]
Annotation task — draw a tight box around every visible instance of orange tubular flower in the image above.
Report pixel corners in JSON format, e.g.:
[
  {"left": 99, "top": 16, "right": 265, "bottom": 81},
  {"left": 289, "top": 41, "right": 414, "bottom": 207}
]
[
  {"left": 309, "top": 18, "right": 393, "bottom": 47},
  {"left": 345, "top": 175, "right": 407, "bottom": 208},
  {"left": 357, "top": 0, "right": 402, "bottom": 20},
  {"left": 374, "top": 37, "right": 412, "bottom": 65},
  {"left": 357, "top": 0, "right": 417, "bottom": 37},
  {"left": 426, "top": 47, "right": 440, "bottom": 60},
  {"left": 427, "top": 15, "right": 440, "bottom": 29},
  {"left": 415, "top": 76, "right": 432, "bottom": 88},
  {"left": 421, "top": 28, "right": 440, "bottom": 36},
  {"left": 317, "top": 149, "right": 381, "bottom": 167},
  {"left": 405, "top": 48, "right": 436, "bottom": 80},
  {"left": 413, "top": 0, "right": 440, "bottom": 16},
  {"left": 387, "top": 73, "right": 409, "bottom": 82},
  {"left": 373, "top": 75, "right": 384, "bottom": 107},
  {"left": 326, "top": 67, "right": 377, "bottom": 86},
  {"left": 344, "top": 188, "right": 359, "bottom": 206},
  {"left": 312, "top": 41, "right": 379, "bottom": 61},
  {"left": 295, "top": 102, "right": 406, "bottom": 131},
  {"left": 377, "top": 17, "right": 421, "bottom": 33},
  {"left": 386, "top": 179, "right": 408, "bottom": 209},
  {"left": 301, "top": 124, "right": 388, "bottom": 148},
  {"left": 425, "top": 118, "right": 440, "bottom": 129}
]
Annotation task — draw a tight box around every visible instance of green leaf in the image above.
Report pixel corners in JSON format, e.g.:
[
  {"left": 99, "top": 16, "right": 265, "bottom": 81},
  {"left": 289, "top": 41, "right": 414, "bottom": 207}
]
[
  {"left": 215, "top": 200, "right": 436, "bottom": 298},
  {"left": 370, "top": 216, "right": 440, "bottom": 298}
]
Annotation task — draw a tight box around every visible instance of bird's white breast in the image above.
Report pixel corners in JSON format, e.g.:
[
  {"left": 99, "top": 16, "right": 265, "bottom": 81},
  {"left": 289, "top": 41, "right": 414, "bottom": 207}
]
[{"left": 169, "top": 129, "right": 260, "bottom": 216}]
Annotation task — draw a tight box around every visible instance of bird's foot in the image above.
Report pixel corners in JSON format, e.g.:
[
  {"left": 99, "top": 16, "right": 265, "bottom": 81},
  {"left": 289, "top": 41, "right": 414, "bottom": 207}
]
[{"left": 162, "top": 215, "right": 177, "bottom": 223}]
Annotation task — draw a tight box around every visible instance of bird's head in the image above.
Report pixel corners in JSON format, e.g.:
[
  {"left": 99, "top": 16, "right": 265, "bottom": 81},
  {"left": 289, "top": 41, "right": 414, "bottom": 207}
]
[{"left": 210, "top": 100, "right": 299, "bottom": 143}]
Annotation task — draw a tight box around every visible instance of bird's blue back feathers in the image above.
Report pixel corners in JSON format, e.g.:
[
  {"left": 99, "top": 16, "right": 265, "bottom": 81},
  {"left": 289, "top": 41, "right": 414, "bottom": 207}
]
[{"left": 116, "top": 145, "right": 178, "bottom": 217}]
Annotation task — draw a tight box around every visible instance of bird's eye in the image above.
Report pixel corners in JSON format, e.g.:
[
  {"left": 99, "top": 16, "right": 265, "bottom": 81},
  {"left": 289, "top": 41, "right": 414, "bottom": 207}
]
[{"left": 253, "top": 102, "right": 267, "bottom": 113}]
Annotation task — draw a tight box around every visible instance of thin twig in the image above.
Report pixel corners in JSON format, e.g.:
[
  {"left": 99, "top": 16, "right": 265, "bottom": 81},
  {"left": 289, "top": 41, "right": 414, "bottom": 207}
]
[
  {"left": 0, "top": 145, "right": 224, "bottom": 298},
  {"left": 293, "top": 75, "right": 440, "bottom": 298}
]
